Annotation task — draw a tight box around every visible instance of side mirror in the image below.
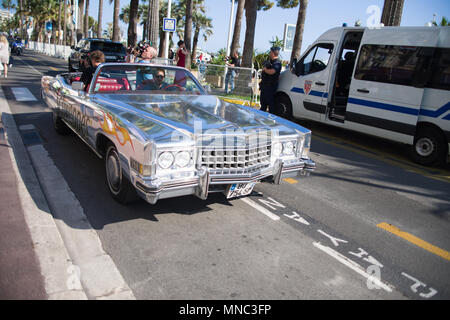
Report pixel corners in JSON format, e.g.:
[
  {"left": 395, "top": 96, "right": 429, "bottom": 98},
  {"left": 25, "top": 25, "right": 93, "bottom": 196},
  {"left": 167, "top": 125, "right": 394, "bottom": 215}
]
[{"left": 71, "top": 81, "right": 84, "bottom": 91}]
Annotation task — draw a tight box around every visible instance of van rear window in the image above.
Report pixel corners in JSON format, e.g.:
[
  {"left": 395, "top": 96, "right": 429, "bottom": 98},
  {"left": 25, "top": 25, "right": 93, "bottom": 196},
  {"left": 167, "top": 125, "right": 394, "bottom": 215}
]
[{"left": 354, "top": 44, "right": 420, "bottom": 87}]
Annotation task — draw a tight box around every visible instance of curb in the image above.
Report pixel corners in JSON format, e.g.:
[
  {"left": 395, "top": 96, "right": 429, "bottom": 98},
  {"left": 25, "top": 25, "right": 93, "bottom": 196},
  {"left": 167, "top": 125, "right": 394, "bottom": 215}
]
[{"left": 0, "top": 86, "right": 135, "bottom": 299}]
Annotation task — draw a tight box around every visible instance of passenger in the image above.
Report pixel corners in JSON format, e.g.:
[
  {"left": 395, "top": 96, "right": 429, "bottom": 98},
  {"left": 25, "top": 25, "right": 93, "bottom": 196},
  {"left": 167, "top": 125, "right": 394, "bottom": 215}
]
[{"left": 80, "top": 50, "right": 105, "bottom": 91}]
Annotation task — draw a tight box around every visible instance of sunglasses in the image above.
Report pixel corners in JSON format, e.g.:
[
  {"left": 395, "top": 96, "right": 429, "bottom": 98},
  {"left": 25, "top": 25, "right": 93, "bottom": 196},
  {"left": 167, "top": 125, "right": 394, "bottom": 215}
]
[{"left": 156, "top": 75, "right": 164, "bottom": 79}]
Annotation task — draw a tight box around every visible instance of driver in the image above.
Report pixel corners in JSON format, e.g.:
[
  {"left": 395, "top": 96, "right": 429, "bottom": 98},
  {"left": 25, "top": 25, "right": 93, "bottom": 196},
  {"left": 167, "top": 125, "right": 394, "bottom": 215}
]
[{"left": 139, "top": 68, "right": 169, "bottom": 90}]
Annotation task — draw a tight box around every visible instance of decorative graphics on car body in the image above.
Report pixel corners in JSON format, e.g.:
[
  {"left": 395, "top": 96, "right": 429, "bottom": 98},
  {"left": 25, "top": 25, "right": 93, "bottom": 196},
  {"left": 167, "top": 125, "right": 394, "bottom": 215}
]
[
  {"left": 304, "top": 80, "right": 312, "bottom": 95},
  {"left": 98, "top": 110, "right": 135, "bottom": 152}
]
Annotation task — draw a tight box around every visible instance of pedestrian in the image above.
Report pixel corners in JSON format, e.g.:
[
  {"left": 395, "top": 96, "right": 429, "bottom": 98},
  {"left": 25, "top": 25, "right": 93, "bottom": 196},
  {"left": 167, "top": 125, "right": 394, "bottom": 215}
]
[
  {"left": 80, "top": 50, "right": 105, "bottom": 91},
  {"left": 259, "top": 46, "right": 282, "bottom": 114},
  {"left": 224, "top": 50, "right": 240, "bottom": 94},
  {"left": 174, "top": 40, "right": 189, "bottom": 86},
  {"left": 135, "top": 40, "right": 157, "bottom": 64},
  {"left": 175, "top": 40, "right": 188, "bottom": 68},
  {"left": 126, "top": 45, "right": 137, "bottom": 63},
  {"left": 0, "top": 35, "right": 10, "bottom": 78}
]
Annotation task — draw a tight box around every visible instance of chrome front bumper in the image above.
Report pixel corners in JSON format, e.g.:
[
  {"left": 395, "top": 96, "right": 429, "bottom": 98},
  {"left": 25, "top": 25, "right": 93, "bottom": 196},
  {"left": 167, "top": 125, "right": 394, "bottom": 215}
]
[{"left": 133, "top": 158, "right": 316, "bottom": 204}]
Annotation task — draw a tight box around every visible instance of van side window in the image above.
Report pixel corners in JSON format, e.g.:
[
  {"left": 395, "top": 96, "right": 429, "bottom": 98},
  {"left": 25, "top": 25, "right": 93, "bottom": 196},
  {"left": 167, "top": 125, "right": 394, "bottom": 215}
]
[
  {"left": 295, "top": 43, "right": 333, "bottom": 76},
  {"left": 427, "top": 48, "right": 450, "bottom": 91},
  {"left": 354, "top": 45, "right": 420, "bottom": 86}
]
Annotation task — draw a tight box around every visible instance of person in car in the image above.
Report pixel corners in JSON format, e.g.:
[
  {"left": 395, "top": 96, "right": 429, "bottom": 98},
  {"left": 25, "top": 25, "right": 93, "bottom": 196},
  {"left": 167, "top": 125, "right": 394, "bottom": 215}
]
[
  {"left": 80, "top": 50, "right": 105, "bottom": 91},
  {"left": 135, "top": 41, "right": 158, "bottom": 88},
  {"left": 137, "top": 68, "right": 170, "bottom": 91}
]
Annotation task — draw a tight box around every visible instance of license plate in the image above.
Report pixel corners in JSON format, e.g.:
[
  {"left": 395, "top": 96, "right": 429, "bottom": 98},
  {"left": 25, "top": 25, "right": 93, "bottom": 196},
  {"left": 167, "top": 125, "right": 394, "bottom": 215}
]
[{"left": 226, "top": 183, "right": 256, "bottom": 199}]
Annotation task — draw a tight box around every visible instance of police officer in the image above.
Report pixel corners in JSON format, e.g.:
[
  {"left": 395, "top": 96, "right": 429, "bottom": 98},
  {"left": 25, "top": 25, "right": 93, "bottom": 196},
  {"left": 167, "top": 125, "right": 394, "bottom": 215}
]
[{"left": 259, "top": 46, "right": 282, "bottom": 114}]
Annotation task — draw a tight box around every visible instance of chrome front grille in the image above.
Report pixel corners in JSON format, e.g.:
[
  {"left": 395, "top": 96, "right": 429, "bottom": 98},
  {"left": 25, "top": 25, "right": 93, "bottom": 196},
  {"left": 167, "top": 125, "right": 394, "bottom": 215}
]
[{"left": 200, "top": 144, "right": 272, "bottom": 175}]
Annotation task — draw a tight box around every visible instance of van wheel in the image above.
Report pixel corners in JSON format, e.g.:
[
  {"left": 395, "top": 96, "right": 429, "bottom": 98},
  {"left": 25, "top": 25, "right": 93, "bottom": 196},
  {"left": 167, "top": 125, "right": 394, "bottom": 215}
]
[
  {"left": 411, "top": 127, "right": 447, "bottom": 166},
  {"left": 52, "top": 111, "right": 70, "bottom": 135},
  {"left": 105, "top": 143, "right": 138, "bottom": 204},
  {"left": 276, "top": 94, "right": 293, "bottom": 120}
]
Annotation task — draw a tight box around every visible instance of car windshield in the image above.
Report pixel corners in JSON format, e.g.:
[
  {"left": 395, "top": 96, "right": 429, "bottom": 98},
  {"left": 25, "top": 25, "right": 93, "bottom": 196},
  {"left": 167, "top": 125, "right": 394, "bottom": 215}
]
[
  {"left": 90, "top": 64, "right": 205, "bottom": 95},
  {"left": 91, "top": 42, "right": 125, "bottom": 54}
]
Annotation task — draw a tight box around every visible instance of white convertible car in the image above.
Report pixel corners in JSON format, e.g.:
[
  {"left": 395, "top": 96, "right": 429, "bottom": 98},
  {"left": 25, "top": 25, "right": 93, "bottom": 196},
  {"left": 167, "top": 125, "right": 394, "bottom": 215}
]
[{"left": 41, "top": 63, "right": 315, "bottom": 204}]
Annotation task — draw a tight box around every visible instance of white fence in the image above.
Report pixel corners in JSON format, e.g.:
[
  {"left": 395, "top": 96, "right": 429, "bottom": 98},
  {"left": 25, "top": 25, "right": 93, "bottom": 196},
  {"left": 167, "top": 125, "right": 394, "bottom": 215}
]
[{"left": 27, "top": 41, "right": 72, "bottom": 60}]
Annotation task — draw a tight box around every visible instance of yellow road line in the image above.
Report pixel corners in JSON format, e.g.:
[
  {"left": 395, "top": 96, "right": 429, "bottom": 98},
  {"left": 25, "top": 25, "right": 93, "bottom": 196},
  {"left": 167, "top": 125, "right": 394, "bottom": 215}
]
[
  {"left": 283, "top": 178, "right": 298, "bottom": 184},
  {"left": 377, "top": 222, "right": 450, "bottom": 261},
  {"left": 312, "top": 133, "right": 450, "bottom": 184},
  {"left": 50, "top": 67, "right": 60, "bottom": 71}
]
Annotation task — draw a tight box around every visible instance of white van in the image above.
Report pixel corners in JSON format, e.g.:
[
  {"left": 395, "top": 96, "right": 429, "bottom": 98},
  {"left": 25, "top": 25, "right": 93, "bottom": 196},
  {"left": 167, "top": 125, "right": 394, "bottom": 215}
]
[{"left": 276, "top": 26, "right": 450, "bottom": 166}]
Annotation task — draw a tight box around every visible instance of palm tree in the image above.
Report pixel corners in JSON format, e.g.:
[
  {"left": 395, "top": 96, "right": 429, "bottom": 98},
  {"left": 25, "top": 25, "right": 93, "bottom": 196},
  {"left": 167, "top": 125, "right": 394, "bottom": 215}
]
[
  {"left": 111, "top": 0, "right": 120, "bottom": 41},
  {"left": 289, "top": 0, "right": 308, "bottom": 63},
  {"left": 432, "top": 16, "right": 450, "bottom": 26},
  {"left": 77, "top": 0, "right": 84, "bottom": 39},
  {"left": 84, "top": 0, "right": 90, "bottom": 37},
  {"left": 192, "top": 14, "right": 212, "bottom": 63},
  {"left": 230, "top": 0, "right": 244, "bottom": 55},
  {"left": 241, "top": 0, "right": 257, "bottom": 68},
  {"left": 97, "top": 0, "right": 103, "bottom": 37},
  {"left": 128, "top": 0, "right": 139, "bottom": 47},
  {"left": 147, "top": 0, "right": 159, "bottom": 48},
  {"left": 381, "top": 0, "right": 404, "bottom": 26},
  {"left": 184, "top": 0, "right": 194, "bottom": 68}
]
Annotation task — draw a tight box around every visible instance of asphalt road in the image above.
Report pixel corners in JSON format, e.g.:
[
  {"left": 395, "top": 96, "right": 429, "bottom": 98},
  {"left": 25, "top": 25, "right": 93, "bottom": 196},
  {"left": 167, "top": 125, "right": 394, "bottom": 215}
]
[{"left": 3, "top": 49, "right": 450, "bottom": 300}]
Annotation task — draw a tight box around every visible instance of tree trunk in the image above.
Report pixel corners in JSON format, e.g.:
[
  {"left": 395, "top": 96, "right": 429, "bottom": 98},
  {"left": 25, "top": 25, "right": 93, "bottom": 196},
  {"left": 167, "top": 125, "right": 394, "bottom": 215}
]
[
  {"left": 77, "top": 0, "right": 85, "bottom": 40},
  {"left": 112, "top": 0, "right": 121, "bottom": 41},
  {"left": 63, "top": 0, "right": 67, "bottom": 45},
  {"left": 242, "top": 0, "right": 257, "bottom": 68},
  {"left": 381, "top": 0, "right": 404, "bottom": 26},
  {"left": 290, "top": 0, "right": 308, "bottom": 64},
  {"left": 192, "top": 25, "right": 200, "bottom": 64},
  {"left": 97, "top": 0, "right": 103, "bottom": 37},
  {"left": 231, "top": 0, "right": 245, "bottom": 55},
  {"left": 128, "top": 0, "right": 139, "bottom": 47},
  {"left": 19, "top": 0, "right": 24, "bottom": 39},
  {"left": 84, "top": 0, "right": 90, "bottom": 37},
  {"left": 184, "top": 0, "right": 193, "bottom": 69},
  {"left": 148, "top": 0, "right": 159, "bottom": 50}
]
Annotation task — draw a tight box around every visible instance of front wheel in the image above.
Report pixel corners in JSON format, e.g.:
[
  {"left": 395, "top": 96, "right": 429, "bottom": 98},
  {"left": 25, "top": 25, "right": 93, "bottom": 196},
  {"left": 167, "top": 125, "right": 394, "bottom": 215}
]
[
  {"left": 275, "top": 94, "right": 293, "bottom": 120},
  {"left": 105, "top": 143, "right": 138, "bottom": 204},
  {"left": 411, "top": 126, "right": 447, "bottom": 166}
]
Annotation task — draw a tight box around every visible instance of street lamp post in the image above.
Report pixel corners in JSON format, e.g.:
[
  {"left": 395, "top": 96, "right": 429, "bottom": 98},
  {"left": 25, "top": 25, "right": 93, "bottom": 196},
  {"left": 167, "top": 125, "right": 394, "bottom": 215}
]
[{"left": 164, "top": 0, "right": 172, "bottom": 59}]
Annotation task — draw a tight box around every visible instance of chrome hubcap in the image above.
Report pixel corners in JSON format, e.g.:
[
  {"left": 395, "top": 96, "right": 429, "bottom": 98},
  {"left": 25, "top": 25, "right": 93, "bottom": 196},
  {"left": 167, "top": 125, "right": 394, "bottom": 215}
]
[
  {"left": 106, "top": 151, "right": 121, "bottom": 193},
  {"left": 415, "top": 137, "right": 434, "bottom": 157}
]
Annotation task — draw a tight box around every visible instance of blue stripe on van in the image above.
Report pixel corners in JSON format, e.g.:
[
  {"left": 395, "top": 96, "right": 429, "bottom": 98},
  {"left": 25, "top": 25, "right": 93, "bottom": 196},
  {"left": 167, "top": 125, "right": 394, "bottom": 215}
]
[
  {"left": 291, "top": 87, "right": 328, "bottom": 98},
  {"left": 419, "top": 102, "right": 450, "bottom": 118},
  {"left": 347, "top": 97, "right": 420, "bottom": 116}
]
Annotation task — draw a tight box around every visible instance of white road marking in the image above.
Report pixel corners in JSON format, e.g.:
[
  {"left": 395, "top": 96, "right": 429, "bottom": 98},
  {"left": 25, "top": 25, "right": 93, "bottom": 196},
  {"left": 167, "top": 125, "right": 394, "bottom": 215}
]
[
  {"left": 15, "top": 55, "right": 43, "bottom": 75},
  {"left": 11, "top": 87, "right": 37, "bottom": 101},
  {"left": 240, "top": 197, "right": 280, "bottom": 221},
  {"left": 313, "top": 242, "right": 394, "bottom": 293}
]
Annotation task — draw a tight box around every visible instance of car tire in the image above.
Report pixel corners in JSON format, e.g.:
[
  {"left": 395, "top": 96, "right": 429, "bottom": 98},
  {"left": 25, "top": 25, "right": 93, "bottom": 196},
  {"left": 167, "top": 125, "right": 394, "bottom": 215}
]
[
  {"left": 52, "top": 110, "right": 71, "bottom": 135},
  {"left": 105, "top": 143, "right": 138, "bottom": 204},
  {"left": 411, "top": 126, "right": 447, "bottom": 166},
  {"left": 276, "top": 94, "right": 293, "bottom": 120}
]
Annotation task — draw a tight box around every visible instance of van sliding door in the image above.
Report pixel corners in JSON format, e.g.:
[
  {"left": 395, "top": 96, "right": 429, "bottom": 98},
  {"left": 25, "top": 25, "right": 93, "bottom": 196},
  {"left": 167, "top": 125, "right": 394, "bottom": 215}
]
[{"left": 347, "top": 28, "right": 439, "bottom": 145}]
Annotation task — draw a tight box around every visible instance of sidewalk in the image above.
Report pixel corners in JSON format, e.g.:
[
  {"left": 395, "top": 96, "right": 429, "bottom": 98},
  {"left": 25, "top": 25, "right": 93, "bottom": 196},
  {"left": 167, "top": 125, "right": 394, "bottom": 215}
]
[{"left": 0, "top": 120, "right": 47, "bottom": 299}]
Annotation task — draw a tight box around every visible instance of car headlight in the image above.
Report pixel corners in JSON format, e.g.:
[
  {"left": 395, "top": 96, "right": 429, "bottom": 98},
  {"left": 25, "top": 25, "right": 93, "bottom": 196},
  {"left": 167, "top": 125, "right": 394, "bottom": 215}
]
[
  {"left": 283, "top": 141, "right": 295, "bottom": 155},
  {"left": 273, "top": 142, "right": 283, "bottom": 157},
  {"left": 174, "top": 151, "right": 191, "bottom": 168},
  {"left": 158, "top": 152, "right": 174, "bottom": 169}
]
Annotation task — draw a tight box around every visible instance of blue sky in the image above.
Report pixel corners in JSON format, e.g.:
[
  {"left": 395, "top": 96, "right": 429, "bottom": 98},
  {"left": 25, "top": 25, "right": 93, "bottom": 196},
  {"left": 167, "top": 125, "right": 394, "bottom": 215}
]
[{"left": 89, "top": 0, "right": 449, "bottom": 57}]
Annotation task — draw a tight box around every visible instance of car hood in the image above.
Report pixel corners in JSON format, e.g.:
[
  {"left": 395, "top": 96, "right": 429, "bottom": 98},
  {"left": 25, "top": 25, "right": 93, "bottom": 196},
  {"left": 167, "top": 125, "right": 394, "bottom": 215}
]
[{"left": 92, "top": 94, "right": 307, "bottom": 143}]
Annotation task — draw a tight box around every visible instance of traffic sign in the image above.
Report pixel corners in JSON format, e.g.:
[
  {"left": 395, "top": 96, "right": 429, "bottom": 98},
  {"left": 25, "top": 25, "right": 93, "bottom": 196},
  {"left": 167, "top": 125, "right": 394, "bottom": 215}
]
[
  {"left": 45, "top": 21, "right": 52, "bottom": 33},
  {"left": 163, "top": 18, "right": 176, "bottom": 32}
]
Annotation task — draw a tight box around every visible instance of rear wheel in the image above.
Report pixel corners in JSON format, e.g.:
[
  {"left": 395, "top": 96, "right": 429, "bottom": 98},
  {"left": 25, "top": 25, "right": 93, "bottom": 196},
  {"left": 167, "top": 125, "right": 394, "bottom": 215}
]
[
  {"left": 105, "top": 143, "right": 138, "bottom": 204},
  {"left": 275, "top": 94, "right": 293, "bottom": 120},
  {"left": 68, "top": 59, "right": 75, "bottom": 72},
  {"left": 411, "top": 126, "right": 447, "bottom": 166},
  {"left": 52, "top": 111, "right": 70, "bottom": 135}
]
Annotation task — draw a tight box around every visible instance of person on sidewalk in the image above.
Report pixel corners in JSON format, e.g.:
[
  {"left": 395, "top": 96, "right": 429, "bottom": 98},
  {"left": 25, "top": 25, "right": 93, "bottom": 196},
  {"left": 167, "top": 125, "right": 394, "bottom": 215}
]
[
  {"left": 175, "top": 40, "right": 189, "bottom": 87},
  {"left": 0, "top": 35, "right": 10, "bottom": 78},
  {"left": 259, "top": 46, "right": 282, "bottom": 114},
  {"left": 80, "top": 50, "right": 105, "bottom": 91},
  {"left": 225, "top": 50, "right": 240, "bottom": 94}
]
